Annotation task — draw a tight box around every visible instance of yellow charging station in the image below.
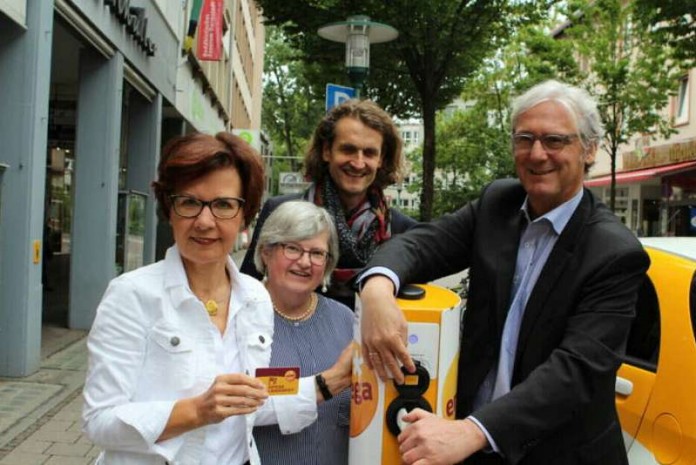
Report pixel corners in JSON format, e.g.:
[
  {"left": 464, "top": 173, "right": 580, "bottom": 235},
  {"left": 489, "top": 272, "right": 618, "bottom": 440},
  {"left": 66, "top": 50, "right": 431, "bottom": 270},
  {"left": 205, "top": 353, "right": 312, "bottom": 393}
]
[{"left": 349, "top": 284, "right": 462, "bottom": 465}]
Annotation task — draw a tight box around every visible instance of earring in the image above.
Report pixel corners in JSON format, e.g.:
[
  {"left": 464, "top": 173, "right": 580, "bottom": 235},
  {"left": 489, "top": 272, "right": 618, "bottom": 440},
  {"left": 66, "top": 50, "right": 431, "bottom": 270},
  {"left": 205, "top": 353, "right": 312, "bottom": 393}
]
[{"left": 321, "top": 278, "right": 328, "bottom": 293}]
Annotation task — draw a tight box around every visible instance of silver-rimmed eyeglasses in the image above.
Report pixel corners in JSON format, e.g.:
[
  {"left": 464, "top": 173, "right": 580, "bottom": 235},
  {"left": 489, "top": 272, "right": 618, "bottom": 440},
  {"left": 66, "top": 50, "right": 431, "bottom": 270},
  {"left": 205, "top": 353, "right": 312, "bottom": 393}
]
[
  {"left": 278, "top": 242, "right": 331, "bottom": 266},
  {"left": 169, "top": 195, "right": 245, "bottom": 220},
  {"left": 512, "top": 133, "right": 579, "bottom": 154}
]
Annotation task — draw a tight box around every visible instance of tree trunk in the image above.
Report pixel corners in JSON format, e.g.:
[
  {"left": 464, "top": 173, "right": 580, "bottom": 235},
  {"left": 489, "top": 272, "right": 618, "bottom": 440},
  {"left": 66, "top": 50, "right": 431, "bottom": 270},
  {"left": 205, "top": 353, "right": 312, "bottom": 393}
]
[
  {"left": 609, "top": 147, "right": 617, "bottom": 213},
  {"left": 420, "top": 97, "right": 437, "bottom": 222}
]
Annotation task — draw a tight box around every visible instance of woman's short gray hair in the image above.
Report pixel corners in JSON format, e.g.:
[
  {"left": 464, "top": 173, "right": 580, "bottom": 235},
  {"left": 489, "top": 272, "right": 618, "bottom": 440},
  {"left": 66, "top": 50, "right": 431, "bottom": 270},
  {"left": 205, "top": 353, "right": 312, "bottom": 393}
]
[
  {"left": 511, "top": 80, "right": 605, "bottom": 151},
  {"left": 253, "top": 201, "right": 339, "bottom": 287}
]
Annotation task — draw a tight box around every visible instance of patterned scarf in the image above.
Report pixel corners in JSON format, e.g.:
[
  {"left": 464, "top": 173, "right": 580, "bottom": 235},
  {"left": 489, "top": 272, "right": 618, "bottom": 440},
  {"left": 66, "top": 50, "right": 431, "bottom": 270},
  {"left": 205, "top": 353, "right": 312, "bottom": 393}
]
[{"left": 306, "top": 174, "right": 392, "bottom": 284}]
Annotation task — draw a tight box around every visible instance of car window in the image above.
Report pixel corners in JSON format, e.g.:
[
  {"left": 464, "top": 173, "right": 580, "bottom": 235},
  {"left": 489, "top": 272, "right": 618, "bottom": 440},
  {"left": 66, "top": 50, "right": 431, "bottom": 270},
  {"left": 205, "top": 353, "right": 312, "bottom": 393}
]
[
  {"left": 624, "top": 276, "right": 660, "bottom": 371},
  {"left": 690, "top": 270, "right": 696, "bottom": 348}
]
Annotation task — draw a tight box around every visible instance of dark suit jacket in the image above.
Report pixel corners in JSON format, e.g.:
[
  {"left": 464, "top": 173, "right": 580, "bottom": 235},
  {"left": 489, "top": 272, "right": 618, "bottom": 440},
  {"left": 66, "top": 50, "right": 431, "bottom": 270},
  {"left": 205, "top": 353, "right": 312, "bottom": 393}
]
[
  {"left": 240, "top": 192, "right": 417, "bottom": 309},
  {"left": 364, "top": 179, "right": 650, "bottom": 465}
]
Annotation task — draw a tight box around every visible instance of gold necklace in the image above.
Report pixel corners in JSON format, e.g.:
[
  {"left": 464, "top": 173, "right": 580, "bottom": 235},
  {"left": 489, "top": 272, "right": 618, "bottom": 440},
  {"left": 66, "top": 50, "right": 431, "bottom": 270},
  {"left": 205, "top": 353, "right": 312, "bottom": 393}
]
[
  {"left": 273, "top": 293, "right": 317, "bottom": 322},
  {"left": 198, "top": 273, "right": 231, "bottom": 317},
  {"left": 204, "top": 299, "right": 219, "bottom": 316},
  {"left": 202, "top": 293, "right": 228, "bottom": 316}
]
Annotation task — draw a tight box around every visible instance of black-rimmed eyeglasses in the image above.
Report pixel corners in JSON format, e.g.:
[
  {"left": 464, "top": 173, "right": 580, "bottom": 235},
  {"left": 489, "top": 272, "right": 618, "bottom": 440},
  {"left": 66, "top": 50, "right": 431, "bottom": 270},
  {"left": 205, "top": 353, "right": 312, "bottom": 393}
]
[
  {"left": 277, "top": 242, "right": 331, "bottom": 266},
  {"left": 169, "top": 195, "right": 245, "bottom": 220},
  {"left": 512, "top": 133, "right": 579, "bottom": 154}
]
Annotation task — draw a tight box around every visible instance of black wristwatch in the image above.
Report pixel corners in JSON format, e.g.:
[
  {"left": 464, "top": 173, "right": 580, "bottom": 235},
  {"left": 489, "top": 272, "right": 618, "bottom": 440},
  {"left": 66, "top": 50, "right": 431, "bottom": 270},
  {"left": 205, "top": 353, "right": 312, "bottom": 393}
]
[{"left": 315, "top": 373, "right": 333, "bottom": 400}]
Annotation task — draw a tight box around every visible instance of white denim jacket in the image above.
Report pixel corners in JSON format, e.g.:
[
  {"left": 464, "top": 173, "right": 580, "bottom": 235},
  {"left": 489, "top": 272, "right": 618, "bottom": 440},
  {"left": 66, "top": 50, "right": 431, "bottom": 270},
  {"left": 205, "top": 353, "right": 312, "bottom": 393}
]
[{"left": 82, "top": 246, "right": 317, "bottom": 465}]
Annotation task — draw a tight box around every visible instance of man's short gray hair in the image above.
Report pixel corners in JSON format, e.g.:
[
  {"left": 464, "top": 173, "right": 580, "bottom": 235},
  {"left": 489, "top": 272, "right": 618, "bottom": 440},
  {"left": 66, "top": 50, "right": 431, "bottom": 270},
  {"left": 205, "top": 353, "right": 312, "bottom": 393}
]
[
  {"left": 511, "top": 80, "right": 605, "bottom": 151},
  {"left": 253, "top": 201, "right": 339, "bottom": 287}
]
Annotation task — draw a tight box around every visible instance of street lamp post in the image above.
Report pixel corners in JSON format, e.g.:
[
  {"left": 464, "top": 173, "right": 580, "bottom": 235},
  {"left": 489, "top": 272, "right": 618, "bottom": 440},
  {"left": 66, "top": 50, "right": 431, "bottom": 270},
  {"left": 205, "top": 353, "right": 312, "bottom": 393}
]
[{"left": 318, "top": 15, "right": 398, "bottom": 97}]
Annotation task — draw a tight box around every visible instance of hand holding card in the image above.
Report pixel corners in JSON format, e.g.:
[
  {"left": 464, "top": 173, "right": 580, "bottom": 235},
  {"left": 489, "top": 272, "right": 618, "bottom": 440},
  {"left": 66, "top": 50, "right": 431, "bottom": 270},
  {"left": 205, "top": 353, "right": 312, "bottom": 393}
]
[{"left": 255, "top": 367, "right": 300, "bottom": 395}]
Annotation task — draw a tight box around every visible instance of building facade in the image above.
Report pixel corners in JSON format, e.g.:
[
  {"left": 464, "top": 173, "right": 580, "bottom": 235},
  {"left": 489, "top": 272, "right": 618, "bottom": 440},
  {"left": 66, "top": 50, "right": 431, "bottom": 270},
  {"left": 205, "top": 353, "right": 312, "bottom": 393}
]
[
  {"left": 0, "top": 0, "right": 265, "bottom": 377},
  {"left": 385, "top": 119, "right": 422, "bottom": 213},
  {"left": 586, "top": 67, "right": 695, "bottom": 237}
]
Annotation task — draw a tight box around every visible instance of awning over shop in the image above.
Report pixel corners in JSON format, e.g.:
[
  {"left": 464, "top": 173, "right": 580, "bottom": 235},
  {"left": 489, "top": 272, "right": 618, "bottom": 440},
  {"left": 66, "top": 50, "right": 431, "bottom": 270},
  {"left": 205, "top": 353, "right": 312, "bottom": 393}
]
[{"left": 584, "top": 160, "right": 696, "bottom": 187}]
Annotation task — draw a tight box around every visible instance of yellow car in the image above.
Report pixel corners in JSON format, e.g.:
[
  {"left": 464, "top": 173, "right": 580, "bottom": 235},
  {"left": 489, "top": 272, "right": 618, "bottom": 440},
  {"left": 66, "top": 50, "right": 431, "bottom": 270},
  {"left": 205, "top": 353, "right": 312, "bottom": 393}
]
[{"left": 617, "top": 237, "right": 696, "bottom": 464}]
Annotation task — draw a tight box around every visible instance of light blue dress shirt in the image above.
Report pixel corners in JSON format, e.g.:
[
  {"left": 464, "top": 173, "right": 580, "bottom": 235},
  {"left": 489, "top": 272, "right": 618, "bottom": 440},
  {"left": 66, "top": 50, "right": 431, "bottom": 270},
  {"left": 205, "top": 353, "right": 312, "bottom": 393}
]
[
  {"left": 359, "top": 189, "right": 584, "bottom": 455},
  {"left": 470, "top": 188, "right": 584, "bottom": 453}
]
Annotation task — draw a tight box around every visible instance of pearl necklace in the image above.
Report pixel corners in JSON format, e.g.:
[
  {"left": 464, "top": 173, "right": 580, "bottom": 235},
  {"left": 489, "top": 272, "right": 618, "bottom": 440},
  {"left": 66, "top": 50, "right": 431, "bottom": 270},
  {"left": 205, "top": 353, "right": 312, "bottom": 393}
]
[{"left": 273, "top": 293, "right": 317, "bottom": 322}]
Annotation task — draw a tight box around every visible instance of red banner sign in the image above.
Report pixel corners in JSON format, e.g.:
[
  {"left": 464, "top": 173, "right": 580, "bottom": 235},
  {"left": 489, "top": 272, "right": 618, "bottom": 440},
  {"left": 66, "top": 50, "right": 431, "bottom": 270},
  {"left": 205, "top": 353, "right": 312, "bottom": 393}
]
[{"left": 197, "top": 0, "right": 223, "bottom": 61}]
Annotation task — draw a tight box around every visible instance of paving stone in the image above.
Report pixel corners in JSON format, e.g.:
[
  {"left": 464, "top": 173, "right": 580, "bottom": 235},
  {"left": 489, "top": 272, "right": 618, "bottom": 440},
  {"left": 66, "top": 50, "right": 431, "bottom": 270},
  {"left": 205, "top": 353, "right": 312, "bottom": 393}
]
[
  {"left": 37, "top": 420, "right": 73, "bottom": 433},
  {"left": 0, "top": 330, "right": 93, "bottom": 461},
  {"left": 13, "top": 440, "right": 51, "bottom": 454},
  {"left": 44, "top": 456, "right": 93, "bottom": 465},
  {"left": 26, "top": 430, "right": 81, "bottom": 444},
  {"left": 86, "top": 445, "right": 100, "bottom": 459},
  {"left": 41, "top": 341, "right": 88, "bottom": 371},
  {"left": 0, "top": 450, "right": 48, "bottom": 465},
  {"left": 46, "top": 441, "right": 92, "bottom": 457},
  {"left": 0, "top": 383, "right": 63, "bottom": 437},
  {"left": 76, "top": 436, "right": 92, "bottom": 446},
  {"left": 41, "top": 328, "right": 87, "bottom": 360},
  {"left": 67, "top": 422, "right": 82, "bottom": 433}
]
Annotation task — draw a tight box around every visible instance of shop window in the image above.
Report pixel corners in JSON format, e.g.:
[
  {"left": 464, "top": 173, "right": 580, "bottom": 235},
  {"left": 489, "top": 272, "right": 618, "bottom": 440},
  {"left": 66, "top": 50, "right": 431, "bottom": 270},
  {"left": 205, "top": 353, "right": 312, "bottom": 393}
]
[
  {"left": 631, "top": 199, "right": 638, "bottom": 232},
  {"left": 613, "top": 187, "right": 629, "bottom": 224},
  {"left": 222, "top": 12, "right": 231, "bottom": 60},
  {"left": 675, "top": 75, "right": 689, "bottom": 125}
]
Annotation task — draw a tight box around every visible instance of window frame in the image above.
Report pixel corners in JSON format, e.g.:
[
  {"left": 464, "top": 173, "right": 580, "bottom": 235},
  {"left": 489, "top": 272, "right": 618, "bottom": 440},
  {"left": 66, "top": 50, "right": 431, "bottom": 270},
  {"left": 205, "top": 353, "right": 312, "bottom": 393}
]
[
  {"left": 623, "top": 275, "right": 661, "bottom": 373},
  {"left": 674, "top": 74, "right": 690, "bottom": 126}
]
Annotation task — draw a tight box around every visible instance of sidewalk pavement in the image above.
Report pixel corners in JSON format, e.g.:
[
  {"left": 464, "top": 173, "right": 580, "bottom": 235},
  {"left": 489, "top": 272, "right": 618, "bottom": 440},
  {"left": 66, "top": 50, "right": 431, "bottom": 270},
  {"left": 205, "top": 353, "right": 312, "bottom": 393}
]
[
  {"left": 0, "top": 327, "right": 94, "bottom": 465},
  {"left": 0, "top": 248, "right": 465, "bottom": 464}
]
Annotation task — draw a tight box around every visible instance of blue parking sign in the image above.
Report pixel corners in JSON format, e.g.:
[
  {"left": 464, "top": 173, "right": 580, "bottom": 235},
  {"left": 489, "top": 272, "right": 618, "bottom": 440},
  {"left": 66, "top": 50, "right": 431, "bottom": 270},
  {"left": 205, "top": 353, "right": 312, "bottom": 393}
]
[{"left": 326, "top": 83, "right": 356, "bottom": 112}]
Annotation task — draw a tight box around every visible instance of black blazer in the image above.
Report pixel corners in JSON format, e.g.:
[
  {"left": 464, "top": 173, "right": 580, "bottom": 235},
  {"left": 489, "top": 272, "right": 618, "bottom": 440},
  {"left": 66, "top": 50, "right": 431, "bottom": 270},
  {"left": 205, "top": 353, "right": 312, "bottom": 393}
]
[
  {"left": 364, "top": 179, "right": 650, "bottom": 465},
  {"left": 240, "top": 193, "right": 417, "bottom": 309}
]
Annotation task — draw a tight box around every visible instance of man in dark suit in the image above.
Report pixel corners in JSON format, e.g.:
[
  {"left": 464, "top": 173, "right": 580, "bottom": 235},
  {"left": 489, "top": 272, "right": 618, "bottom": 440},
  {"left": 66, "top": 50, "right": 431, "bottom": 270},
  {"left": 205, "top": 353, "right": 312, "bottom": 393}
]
[
  {"left": 358, "top": 80, "right": 650, "bottom": 464},
  {"left": 241, "top": 99, "right": 416, "bottom": 308}
]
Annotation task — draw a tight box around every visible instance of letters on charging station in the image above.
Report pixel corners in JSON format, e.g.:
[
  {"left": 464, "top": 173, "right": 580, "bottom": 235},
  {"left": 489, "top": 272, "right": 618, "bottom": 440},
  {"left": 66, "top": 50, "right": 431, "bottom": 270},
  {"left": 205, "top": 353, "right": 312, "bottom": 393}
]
[{"left": 349, "top": 284, "right": 462, "bottom": 465}]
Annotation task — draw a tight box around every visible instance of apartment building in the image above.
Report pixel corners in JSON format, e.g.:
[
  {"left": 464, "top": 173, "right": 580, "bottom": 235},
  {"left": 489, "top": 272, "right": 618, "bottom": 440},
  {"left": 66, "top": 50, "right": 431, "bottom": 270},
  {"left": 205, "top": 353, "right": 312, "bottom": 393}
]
[
  {"left": 385, "top": 120, "right": 422, "bottom": 213},
  {"left": 586, "top": 68, "right": 695, "bottom": 236},
  {"left": 549, "top": 10, "right": 695, "bottom": 237}
]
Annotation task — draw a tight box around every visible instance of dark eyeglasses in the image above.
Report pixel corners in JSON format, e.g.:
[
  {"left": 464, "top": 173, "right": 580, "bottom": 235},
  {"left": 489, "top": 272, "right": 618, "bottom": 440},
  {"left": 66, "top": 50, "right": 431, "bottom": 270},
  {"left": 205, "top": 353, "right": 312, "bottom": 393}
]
[
  {"left": 169, "top": 195, "right": 245, "bottom": 220},
  {"left": 277, "top": 242, "right": 331, "bottom": 266},
  {"left": 512, "top": 133, "right": 579, "bottom": 153}
]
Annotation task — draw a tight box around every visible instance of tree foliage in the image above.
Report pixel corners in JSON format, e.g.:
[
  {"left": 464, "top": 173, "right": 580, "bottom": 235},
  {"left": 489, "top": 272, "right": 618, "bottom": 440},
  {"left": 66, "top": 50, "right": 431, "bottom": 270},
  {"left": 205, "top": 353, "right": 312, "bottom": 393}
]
[
  {"left": 421, "top": 20, "right": 581, "bottom": 216},
  {"left": 262, "top": 26, "right": 327, "bottom": 194},
  {"left": 262, "top": 26, "right": 324, "bottom": 164},
  {"left": 563, "top": 0, "right": 684, "bottom": 210},
  {"left": 633, "top": 0, "right": 695, "bottom": 63},
  {"left": 256, "top": 0, "right": 552, "bottom": 220}
]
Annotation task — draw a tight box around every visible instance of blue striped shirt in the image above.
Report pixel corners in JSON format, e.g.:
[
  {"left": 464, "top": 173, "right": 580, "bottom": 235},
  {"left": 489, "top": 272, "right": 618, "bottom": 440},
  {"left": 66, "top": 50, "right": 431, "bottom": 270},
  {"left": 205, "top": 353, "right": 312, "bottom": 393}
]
[{"left": 254, "top": 295, "right": 354, "bottom": 465}]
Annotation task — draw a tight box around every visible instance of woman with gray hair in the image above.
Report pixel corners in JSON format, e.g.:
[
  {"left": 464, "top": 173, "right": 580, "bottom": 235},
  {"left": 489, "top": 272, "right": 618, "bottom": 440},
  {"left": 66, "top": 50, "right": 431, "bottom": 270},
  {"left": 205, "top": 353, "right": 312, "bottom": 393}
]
[{"left": 252, "top": 200, "right": 353, "bottom": 465}]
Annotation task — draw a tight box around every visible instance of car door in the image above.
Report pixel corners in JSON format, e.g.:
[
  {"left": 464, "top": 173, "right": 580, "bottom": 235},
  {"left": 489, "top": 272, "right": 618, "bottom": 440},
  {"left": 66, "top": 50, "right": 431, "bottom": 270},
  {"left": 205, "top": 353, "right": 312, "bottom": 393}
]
[
  {"left": 617, "top": 248, "right": 696, "bottom": 465},
  {"left": 616, "top": 271, "right": 660, "bottom": 453}
]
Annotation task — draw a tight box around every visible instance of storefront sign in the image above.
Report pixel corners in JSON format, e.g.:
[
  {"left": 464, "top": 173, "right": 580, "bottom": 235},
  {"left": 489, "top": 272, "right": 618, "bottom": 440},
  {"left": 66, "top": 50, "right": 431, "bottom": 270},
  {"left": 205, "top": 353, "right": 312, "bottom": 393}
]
[
  {"left": 624, "top": 137, "right": 696, "bottom": 170},
  {"left": 197, "top": 0, "right": 223, "bottom": 61},
  {"left": 278, "top": 172, "right": 309, "bottom": 195},
  {"left": 232, "top": 129, "right": 260, "bottom": 150},
  {"left": 104, "top": 0, "right": 157, "bottom": 56}
]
